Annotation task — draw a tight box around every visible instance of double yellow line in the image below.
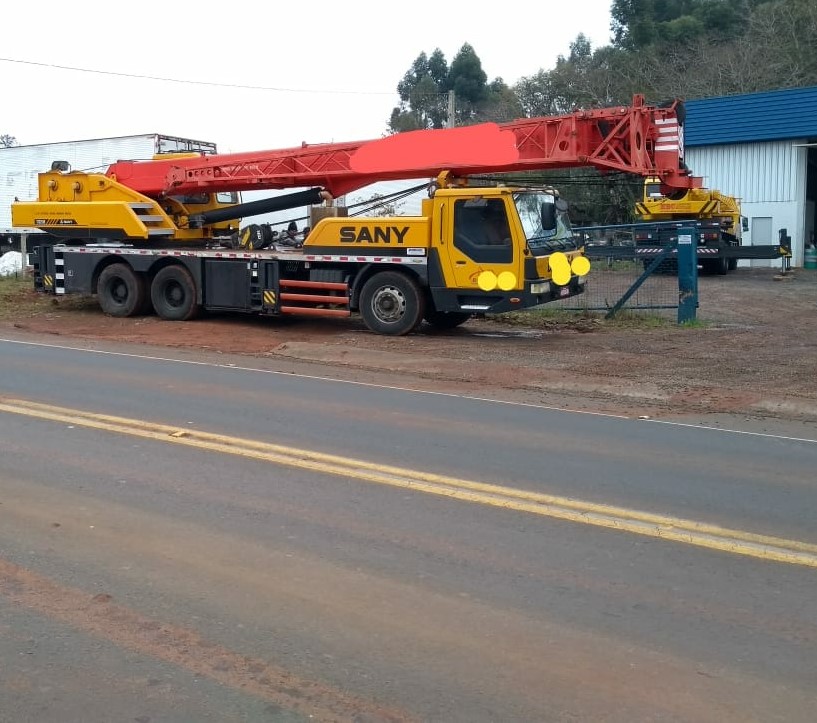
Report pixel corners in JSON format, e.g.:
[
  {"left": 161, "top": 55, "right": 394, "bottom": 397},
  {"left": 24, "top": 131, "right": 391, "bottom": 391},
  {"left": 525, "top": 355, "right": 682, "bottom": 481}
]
[{"left": 2, "top": 397, "right": 817, "bottom": 568}]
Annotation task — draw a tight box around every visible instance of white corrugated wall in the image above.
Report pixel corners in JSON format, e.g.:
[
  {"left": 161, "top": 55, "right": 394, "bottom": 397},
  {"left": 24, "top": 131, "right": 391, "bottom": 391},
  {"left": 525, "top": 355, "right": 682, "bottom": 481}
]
[{"left": 686, "top": 140, "right": 807, "bottom": 265}]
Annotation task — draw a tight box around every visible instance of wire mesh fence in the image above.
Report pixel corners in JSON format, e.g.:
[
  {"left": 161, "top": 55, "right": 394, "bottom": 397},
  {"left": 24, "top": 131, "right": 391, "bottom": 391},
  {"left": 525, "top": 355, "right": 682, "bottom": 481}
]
[{"left": 550, "top": 247, "right": 679, "bottom": 315}]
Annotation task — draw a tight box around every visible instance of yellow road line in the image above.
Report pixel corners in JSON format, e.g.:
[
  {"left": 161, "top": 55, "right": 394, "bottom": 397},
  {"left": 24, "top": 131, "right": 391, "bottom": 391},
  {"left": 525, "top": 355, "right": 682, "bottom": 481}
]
[{"left": 2, "top": 397, "right": 817, "bottom": 568}]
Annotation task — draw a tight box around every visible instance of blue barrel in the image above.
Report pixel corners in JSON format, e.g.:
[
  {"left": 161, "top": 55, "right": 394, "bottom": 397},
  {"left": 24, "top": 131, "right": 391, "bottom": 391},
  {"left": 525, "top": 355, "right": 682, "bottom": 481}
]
[{"left": 805, "top": 246, "right": 817, "bottom": 270}]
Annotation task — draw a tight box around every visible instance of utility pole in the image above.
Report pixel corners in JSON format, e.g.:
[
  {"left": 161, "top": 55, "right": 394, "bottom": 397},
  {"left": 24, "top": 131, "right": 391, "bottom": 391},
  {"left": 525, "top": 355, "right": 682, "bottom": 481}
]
[{"left": 447, "top": 90, "right": 456, "bottom": 128}]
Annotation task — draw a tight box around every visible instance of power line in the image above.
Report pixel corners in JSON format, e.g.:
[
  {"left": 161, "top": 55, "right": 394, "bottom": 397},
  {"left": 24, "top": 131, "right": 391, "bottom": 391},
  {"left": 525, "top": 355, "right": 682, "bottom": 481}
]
[
  {"left": 348, "top": 184, "right": 427, "bottom": 216},
  {"left": 0, "top": 57, "right": 394, "bottom": 96}
]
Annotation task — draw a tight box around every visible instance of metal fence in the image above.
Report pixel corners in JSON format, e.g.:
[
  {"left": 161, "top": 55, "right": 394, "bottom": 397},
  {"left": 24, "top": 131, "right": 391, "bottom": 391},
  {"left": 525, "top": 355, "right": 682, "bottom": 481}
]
[{"left": 552, "top": 245, "right": 679, "bottom": 315}]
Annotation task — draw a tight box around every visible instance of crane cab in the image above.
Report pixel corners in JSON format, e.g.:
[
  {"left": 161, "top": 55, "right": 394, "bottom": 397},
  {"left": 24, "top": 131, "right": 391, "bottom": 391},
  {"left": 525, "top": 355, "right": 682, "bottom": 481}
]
[{"left": 427, "top": 182, "right": 586, "bottom": 300}]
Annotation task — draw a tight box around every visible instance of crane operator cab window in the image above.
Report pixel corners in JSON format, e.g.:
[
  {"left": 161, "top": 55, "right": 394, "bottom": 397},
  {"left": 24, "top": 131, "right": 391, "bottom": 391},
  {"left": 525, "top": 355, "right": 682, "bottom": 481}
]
[
  {"left": 453, "top": 198, "right": 513, "bottom": 264},
  {"left": 513, "top": 191, "right": 576, "bottom": 254},
  {"left": 645, "top": 178, "right": 664, "bottom": 200}
]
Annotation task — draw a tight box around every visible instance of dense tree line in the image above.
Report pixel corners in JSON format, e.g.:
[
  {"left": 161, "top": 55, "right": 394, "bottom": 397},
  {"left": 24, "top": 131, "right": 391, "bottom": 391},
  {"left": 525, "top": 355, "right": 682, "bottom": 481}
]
[
  {"left": 540, "top": 0, "right": 817, "bottom": 110},
  {"left": 391, "top": 0, "right": 817, "bottom": 125},
  {"left": 389, "top": 0, "right": 817, "bottom": 222}
]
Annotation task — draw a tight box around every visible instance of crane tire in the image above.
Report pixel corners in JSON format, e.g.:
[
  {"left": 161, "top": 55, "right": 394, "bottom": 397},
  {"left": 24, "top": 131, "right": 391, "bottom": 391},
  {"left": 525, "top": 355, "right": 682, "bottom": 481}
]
[
  {"left": 715, "top": 257, "right": 729, "bottom": 275},
  {"left": 151, "top": 265, "right": 200, "bottom": 321},
  {"left": 97, "top": 263, "right": 146, "bottom": 318},
  {"left": 359, "top": 272, "right": 425, "bottom": 336}
]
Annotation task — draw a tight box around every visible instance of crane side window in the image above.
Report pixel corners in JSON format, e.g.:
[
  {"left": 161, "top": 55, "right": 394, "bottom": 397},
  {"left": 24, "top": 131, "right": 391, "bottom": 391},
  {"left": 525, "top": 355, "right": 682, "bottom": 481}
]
[{"left": 453, "top": 199, "right": 513, "bottom": 264}]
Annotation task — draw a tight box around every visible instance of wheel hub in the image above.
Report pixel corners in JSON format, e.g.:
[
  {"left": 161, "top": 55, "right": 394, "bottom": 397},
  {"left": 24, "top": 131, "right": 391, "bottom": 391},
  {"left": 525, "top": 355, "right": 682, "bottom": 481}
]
[
  {"left": 165, "top": 282, "right": 184, "bottom": 306},
  {"left": 111, "top": 280, "right": 128, "bottom": 303},
  {"left": 371, "top": 285, "right": 406, "bottom": 323}
]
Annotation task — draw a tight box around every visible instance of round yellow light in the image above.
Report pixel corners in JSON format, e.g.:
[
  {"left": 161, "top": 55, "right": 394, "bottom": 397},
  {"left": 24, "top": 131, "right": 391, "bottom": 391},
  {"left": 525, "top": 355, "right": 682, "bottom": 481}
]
[
  {"left": 477, "top": 270, "right": 498, "bottom": 291},
  {"left": 549, "top": 252, "right": 571, "bottom": 286},
  {"left": 497, "top": 271, "right": 517, "bottom": 291},
  {"left": 552, "top": 268, "right": 571, "bottom": 286},
  {"left": 550, "top": 251, "right": 568, "bottom": 268},
  {"left": 571, "top": 256, "right": 591, "bottom": 276}
]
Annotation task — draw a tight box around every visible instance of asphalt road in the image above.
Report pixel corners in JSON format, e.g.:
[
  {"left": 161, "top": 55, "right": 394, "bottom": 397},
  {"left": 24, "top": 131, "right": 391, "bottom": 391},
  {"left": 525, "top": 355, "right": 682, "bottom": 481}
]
[{"left": 0, "top": 335, "right": 815, "bottom": 722}]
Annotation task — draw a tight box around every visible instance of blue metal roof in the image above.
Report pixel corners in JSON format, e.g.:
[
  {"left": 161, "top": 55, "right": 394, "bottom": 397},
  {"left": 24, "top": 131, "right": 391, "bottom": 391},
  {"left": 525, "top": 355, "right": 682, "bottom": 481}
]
[{"left": 684, "top": 85, "right": 817, "bottom": 147}]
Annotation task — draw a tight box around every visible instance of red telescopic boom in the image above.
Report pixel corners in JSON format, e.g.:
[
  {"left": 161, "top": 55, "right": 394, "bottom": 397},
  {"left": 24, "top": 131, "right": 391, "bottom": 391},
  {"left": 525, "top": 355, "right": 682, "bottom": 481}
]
[{"left": 107, "top": 95, "right": 699, "bottom": 199}]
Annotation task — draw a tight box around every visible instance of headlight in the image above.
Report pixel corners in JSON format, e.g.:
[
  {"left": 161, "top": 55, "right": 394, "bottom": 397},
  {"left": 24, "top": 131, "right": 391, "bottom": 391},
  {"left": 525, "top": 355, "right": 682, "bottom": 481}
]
[{"left": 530, "top": 282, "right": 550, "bottom": 295}]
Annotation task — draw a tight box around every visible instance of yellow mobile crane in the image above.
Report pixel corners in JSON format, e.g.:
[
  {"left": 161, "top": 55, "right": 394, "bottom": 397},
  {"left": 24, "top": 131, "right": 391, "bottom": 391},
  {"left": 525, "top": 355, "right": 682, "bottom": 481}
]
[
  {"left": 634, "top": 176, "right": 746, "bottom": 274},
  {"left": 12, "top": 97, "right": 698, "bottom": 334}
]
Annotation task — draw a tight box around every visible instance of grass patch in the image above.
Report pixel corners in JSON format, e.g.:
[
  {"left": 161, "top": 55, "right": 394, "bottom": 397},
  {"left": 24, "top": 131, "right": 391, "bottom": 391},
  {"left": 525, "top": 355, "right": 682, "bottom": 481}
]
[
  {"left": 586, "top": 260, "right": 644, "bottom": 274},
  {"left": 0, "top": 273, "right": 40, "bottom": 320},
  {"left": 0, "top": 272, "right": 96, "bottom": 320},
  {"left": 679, "top": 317, "right": 709, "bottom": 329},
  {"left": 489, "top": 307, "right": 703, "bottom": 332},
  {"left": 604, "top": 311, "right": 674, "bottom": 329},
  {"left": 494, "top": 308, "right": 587, "bottom": 325},
  {"left": 0, "top": 273, "right": 30, "bottom": 295}
]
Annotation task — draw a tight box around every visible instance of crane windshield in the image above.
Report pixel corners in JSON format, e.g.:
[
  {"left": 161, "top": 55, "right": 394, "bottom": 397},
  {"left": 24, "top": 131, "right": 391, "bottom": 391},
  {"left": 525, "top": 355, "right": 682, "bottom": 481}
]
[{"left": 513, "top": 191, "right": 576, "bottom": 255}]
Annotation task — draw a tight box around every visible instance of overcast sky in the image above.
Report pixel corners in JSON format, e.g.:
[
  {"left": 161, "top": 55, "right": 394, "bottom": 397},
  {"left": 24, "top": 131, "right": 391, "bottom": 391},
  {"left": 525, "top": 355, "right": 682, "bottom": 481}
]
[{"left": 3, "top": 1, "right": 614, "bottom": 153}]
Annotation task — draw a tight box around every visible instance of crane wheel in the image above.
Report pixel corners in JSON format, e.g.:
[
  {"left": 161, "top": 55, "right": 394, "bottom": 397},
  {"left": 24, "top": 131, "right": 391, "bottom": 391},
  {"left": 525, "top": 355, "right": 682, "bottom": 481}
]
[
  {"left": 423, "top": 310, "right": 472, "bottom": 330},
  {"left": 97, "top": 263, "right": 147, "bottom": 318},
  {"left": 359, "top": 272, "right": 425, "bottom": 336},
  {"left": 714, "top": 257, "right": 729, "bottom": 275},
  {"left": 151, "top": 265, "right": 200, "bottom": 321}
]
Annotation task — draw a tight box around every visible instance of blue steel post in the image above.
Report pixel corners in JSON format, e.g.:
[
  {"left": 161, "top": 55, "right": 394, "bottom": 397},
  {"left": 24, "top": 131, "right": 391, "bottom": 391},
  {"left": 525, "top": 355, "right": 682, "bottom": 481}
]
[{"left": 676, "top": 227, "right": 698, "bottom": 323}]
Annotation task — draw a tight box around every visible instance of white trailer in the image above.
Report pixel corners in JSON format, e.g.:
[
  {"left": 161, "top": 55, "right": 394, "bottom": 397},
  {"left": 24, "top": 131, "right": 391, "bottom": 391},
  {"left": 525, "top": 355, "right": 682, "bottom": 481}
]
[{"left": 1, "top": 134, "right": 217, "bottom": 254}]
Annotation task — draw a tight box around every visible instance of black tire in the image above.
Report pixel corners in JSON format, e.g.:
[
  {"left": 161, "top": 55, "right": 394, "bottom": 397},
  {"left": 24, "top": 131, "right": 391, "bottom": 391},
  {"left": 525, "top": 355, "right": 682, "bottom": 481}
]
[
  {"left": 728, "top": 258, "right": 738, "bottom": 271},
  {"left": 97, "top": 263, "right": 146, "bottom": 317},
  {"left": 424, "top": 309, "right": 472, "bottom": 330},
  {"left": 714, "top": 257, "right": 729, "bottom": 275},
  {"left": 150, "top": 265, "right": 200, "bottom": 321},
  {"left": 359, "top": 272, "right": 425, "bottom": 335}
]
